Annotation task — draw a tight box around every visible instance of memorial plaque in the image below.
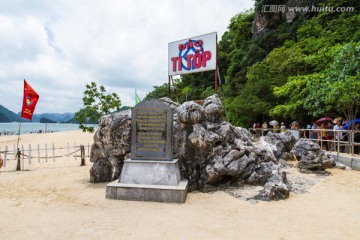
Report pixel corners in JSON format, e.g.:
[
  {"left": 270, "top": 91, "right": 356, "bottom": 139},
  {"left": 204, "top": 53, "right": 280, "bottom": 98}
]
[{"left": 131, "top": 100, "right": 173, "bottom": 161}]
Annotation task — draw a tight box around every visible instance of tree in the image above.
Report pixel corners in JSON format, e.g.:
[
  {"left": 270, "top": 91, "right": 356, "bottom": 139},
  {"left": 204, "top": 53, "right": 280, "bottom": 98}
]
[
  {"left": 144, "top": 83, "right": 168, "bottom": 100},
  {"left": 271, "top": 42, "right": 360, "bottom": 123},
  {"left": 323, "top": 42, "right": 360, "bottom": 124},
  {"left": 75, "top": 82, "right": 121, "bottom": 133}
]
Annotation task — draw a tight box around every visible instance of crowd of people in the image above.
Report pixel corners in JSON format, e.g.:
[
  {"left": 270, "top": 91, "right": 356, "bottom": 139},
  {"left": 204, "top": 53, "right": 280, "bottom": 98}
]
[{"left": 252, "top": 117, "right": 360, "bottom": 154}]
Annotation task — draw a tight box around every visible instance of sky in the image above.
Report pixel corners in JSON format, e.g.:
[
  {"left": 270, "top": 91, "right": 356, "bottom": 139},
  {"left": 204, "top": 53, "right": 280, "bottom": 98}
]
[{"left": 0, "top": 0, "right": 254, "bottom": 114}]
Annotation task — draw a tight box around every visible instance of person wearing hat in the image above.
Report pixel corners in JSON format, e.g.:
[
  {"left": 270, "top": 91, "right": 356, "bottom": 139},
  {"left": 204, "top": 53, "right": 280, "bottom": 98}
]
[
  {"left": 280, "top": 122, "right": 286, "bottom": 133},
  {"left": 333, "top": 117, "right": 344, "bottom": 152}
]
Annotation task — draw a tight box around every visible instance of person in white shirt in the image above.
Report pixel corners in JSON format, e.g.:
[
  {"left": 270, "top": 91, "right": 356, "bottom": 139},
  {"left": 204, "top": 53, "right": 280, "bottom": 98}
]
[
  {"left": 333, "top": 119, "right": 344, "bottom": 140},
  {"left": 333, "top": 118, "right": 344, "bottom": 152}
]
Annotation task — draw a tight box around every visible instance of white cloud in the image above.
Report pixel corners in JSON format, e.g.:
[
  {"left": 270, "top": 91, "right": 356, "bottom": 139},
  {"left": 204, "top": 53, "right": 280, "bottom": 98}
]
[{"left": 0, "top": 0, "right": 254, "bottom": 113}]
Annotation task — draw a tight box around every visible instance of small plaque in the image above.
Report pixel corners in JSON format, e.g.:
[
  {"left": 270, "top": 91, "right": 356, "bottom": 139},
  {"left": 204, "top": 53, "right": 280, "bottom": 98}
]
[{"left": 131, "top": 100, "right": 173, "bottom": 161}]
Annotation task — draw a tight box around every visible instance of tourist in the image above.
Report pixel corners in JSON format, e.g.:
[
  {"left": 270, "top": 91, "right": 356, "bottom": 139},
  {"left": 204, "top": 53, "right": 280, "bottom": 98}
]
[
  {"left": 280, "top": 122, "right": 286, "bottom": 133},
  {"left": 318, "top": 122, "right": 329, "bottom": 151},
  {"left": 262, "top": 121, "right": 268, "bottom": 136},
  {"left": 311, "top": 122, "right": 318, "bottom": 139},
  {"left": 304, "top": 124, "right": 311, "bottom": 138},
  {"left": 333, "top": 117, "right": 344, "bottom": 153},
  {"left": 273, "top": 124, "right": 279, "bottom": 132},
  {"left": 290, "top": 121, "right": 299, "bottom": 129}
]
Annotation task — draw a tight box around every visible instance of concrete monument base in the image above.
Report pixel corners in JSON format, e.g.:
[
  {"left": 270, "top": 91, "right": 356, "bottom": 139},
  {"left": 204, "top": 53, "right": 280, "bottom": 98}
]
[{"left": 106, "top": 159, "right": 188, "bottom": 203}]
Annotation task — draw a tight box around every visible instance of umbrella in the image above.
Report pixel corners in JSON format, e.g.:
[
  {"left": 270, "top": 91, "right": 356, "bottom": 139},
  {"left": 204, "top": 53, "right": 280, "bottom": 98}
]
[
  {"left": 344, "top": 118, "right": 360, "bottom": 129},
  {"left": 269, "top": 120, "right": 279, "bottom": 126},
  {"left": 333, "top": 117, "right": 343, "bottom": 124},
  {"left": 315, "top": 117, "right": 333, "bottom": 125}
]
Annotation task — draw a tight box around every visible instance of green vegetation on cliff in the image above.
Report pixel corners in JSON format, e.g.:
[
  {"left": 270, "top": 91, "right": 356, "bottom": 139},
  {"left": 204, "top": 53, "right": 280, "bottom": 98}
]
[{"left": 146, "top": 0, "right": 360, "bottom": 127}]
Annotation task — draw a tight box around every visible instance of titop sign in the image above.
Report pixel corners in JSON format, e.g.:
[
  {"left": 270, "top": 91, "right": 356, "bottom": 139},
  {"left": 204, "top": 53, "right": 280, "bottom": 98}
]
[{"left": 168, "top": 32, "right": 217, "bottom": 76}]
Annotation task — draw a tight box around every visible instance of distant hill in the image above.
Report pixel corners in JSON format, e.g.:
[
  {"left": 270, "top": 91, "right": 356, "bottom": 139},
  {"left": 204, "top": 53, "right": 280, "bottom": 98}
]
[
  {"left": 0, "top": 105, "right": 20, "bottom": 122},
  {"left": 66, "top": 117, "right": 98, "bottom": 124},
  {"left": 17, "top": 112, "right": 75, "bottom": 123},
  {"left": 40, "top": 117, "right": 56, "bottom": 123}
]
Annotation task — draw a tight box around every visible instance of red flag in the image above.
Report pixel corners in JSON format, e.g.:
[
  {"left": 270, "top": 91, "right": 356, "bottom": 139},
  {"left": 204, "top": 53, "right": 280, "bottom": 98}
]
[{"left": 21, "top": 80, "right": 39, "bottom": 120}]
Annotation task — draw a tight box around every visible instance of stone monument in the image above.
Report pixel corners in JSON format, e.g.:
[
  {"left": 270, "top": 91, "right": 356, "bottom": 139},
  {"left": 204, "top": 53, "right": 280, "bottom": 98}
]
[{"left": 106, "top": 100, "right": 188, "bottom": 203}]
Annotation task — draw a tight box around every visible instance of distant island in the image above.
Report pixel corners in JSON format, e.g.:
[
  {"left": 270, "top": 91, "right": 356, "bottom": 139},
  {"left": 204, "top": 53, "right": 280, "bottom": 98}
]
[
  {"left": 0, "top": 104, "right": 76, "bottom": 123},
  {"left": 40, "top": 117, "right": 57, "bottom": 123},
  {"left": 0, "top": 104, "right": 20, "bottom": 122},
  {"left": 0, "top": 104, "right": 111, "bottom": 124},
  {"left": 0, "top": 104, "right": 131, "bottom": 123}
]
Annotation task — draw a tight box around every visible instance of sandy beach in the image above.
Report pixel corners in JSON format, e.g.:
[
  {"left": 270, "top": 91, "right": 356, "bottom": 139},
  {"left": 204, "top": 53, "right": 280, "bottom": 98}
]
[{"left": 1, "top": 131, "right": 360, "bottom": 240}]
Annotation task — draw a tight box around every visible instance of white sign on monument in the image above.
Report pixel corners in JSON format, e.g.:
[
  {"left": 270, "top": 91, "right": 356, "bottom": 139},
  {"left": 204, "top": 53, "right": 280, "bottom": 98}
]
[{"left": 168, "top": 32, "right": 217, "bottom": 76}]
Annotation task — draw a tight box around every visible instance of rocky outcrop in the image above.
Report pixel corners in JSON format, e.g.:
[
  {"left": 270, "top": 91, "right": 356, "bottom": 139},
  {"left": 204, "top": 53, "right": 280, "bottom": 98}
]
[
  {"left": 263, "top": 131, "right": 296, "bottom": 160},
  {"left": 89, "top": 110, "right": 131, "bottom": 183},
  {"left": 89, "top": 95, "right": 333, "bottom": 201},
  {"left": 291, "top": 138, "right": 335, "bottom": 172},
  {"left": 252, "top": 0, "right": 314, "bottom": 38}
]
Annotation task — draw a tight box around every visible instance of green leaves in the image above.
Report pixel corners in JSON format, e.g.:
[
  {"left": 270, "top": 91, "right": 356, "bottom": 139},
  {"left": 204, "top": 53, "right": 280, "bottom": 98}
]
[
  {"left": 75, "top": 82, "right": 121, "bottom": 133},
  {"left": 144, "top": 0, "right": 360, "bottom": 127},
  {"left": 271, "top": 41, "right": 360, "bottom": 120}
]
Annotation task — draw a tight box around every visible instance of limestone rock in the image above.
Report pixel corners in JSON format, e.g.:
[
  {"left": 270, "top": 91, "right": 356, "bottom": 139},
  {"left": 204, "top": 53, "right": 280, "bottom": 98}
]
[
  {"left": 291, "top": 138, "right": 335, "bottom": 171},
  {"left": 263, "top": 131, "right": 296, "bottom": 159},
  {"left": 89, "top": 95, "right": 291, "bottom": 201},
  {"left": 177, "top": 101, "right": 205, "bottom": 124},
  {"left": 89, "top": 110, "right": 131, "bottom": 182}
]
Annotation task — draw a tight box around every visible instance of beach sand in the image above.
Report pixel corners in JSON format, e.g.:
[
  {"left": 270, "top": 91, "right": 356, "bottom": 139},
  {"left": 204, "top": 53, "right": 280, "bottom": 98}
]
[{"left": 1, "top": 131, "right": 360, "bottom": 240}]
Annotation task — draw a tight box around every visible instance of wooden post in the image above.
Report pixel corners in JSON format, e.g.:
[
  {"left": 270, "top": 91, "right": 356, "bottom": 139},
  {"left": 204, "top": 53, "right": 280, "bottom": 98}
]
[
  {"left": 52, "top": 143, "right": 55, "bottom": 162},
  {"left": 170, "top": 76, "right": 179, "bottom": 102},
  {"left": 80, "top": 145, "right": 85, "bottom": 166},
  {"left": 4, "top": 146, "right": 7, "bottom": 168},
  {"left": 21, "top": 145, "right": 24, "bottom": 171},
  {"left": 87, "top": 144, "right": 90, "bottom": 158},
  {"left": 16, "top": 148, "right": 21, "bottom": 171},
  {"left": 37, "top": 144, "right": 40, "bottom": 163},
  {"left": 74, "top": 142, "right": 77, "bottom": 161},
  {"left": 168, "top": 76, "right": 171, "bottom": 98},
  {"left": 13, "top": 145, "right": 16, "bottom": 161},
  {"left": 28, "top": 144, "right": 32, "bottom": 165},
  {"left": 214, "top": 68, "right": 218, "bottom": 93},
  {"left": 214, "top": 33, "right": 218, "bottom": 93},
  {"left": 67, "top": 142, "right": 70, "bottom": 160},
  {"left": 45, "top": 143, "right": 48, "bottom": 162}
]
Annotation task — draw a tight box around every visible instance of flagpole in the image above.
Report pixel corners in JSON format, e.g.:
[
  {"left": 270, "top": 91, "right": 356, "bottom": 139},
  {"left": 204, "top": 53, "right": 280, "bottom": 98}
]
[
  {"left": 17, "top": 79, "right": 39, "bottom": 171},
  {"left": 16, "top": 116, "right": 22, "bottom": 171}
]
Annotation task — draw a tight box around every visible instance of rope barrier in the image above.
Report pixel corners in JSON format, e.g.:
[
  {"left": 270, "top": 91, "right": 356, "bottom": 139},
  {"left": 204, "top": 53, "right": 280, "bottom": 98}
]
[
  {"left": 0, "top": 148, "right": 82, "bottom": 157},
  {"left": 21, "top": 149, "right": 81, "bottom": 159}
]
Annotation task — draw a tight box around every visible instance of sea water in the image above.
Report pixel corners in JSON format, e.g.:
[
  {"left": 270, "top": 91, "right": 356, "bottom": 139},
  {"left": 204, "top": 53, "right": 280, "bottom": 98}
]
[{"left": 0, "top": 122, "right": 96, "bottom": 135}]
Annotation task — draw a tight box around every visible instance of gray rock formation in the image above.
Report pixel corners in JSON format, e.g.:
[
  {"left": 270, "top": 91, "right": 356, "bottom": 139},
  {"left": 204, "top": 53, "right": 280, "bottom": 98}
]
[
  {"left": 89, "top": 110, "right": 131, "bottom": 183},
  {"left": 252, "top": 0, "right": 314, "bottom": 38},
  {"left": 291, "top": 138, "right": 335, "bottom": 172},
  {"left": 263, "top": 131, "right": 296, "bottom": 160},
  {"left": 89, "top": 95, "right": 333, "bottom": 201}
]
